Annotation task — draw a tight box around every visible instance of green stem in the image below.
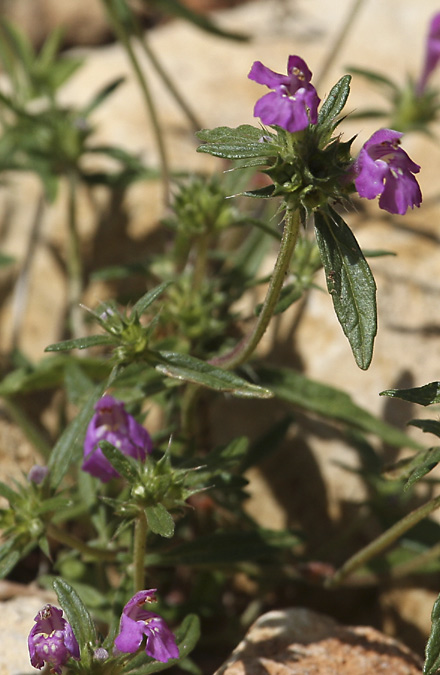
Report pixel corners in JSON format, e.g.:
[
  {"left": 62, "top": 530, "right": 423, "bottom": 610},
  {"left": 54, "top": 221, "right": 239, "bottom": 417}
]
[
  {"left": 47, "top": 524, "right": 116, "bottom": 562},
  {"left": 391, "top": 540, "right": 440, "bottom": 579},
  {"left": 134, "top": 22, "right": 202, "bottom": 134},
  {"left": 66, "top": 171, "right": 85, "bottom": 340},
  {"left": 133, "top": 510, "right": 148, "bottom": 593},
  {"left": 326, "top": 494, "right": 440, "bottom": 588},
  {"left": 210, "top": 206, "right": 301, "bottom": 370},
  {"left": 104, "top": 0, "right": 171, "bottom": 206},
  {"left": 315, "top": 0, "right": 366, "bottom": 89}
]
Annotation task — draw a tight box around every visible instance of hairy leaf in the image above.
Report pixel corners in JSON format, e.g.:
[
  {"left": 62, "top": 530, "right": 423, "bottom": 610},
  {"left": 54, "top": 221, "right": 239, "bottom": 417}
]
[
  {"left": 155, "top": 351, "right": 272, "bottom": 398},
  {"left": 314, "top": 207, "right": 377, "bottom": 370},
  {"left": 257, "top": 365, "right": 419, "bottom": 449},
  {"left": 53, "top": 578, "right": 97, "bottom": 660},
  {"left": 380, "top": 382, "right": 440, "bottom": 406},
  {"left": 197, "top": 125, "right": 279, "bottom": 161}
]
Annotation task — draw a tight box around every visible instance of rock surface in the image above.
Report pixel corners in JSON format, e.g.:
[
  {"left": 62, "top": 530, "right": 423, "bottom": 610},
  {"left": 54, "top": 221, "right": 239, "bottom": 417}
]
[
  {"left": 0, "top": 591, "right": 56, "bottom": 675},
  {"left": 214, "top": 607, "right": 424, "bottom": 675}
]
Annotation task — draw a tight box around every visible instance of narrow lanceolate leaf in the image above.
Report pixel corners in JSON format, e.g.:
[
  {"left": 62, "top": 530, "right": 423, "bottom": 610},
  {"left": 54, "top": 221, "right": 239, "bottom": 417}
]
[
  {"left": 403, "top": 447, "right": 440, "bottom": 491},
  {"left": 196, "top": 125, "right": 279, "bottom": 161},
  {"left": 424, "top": 592, "right": 440, "bottom": 674},
  {"left": 155, "top": 351, "right": 272, "bottom": 398},
  {"left": 318, "top": 74, "right": 352, "bottom": 129},
  {"left": 314, "top": 207, "right": 377, "bottom": 370},
  {"left": 53, "top": 578, "right": 97, "bottom": 659},
  {"left": 380, "top": 382, "right": 440, "bottom": 406},
  {"left": 257, "top": 365, "right": 419, "bottom": 449},
  {"left": 49, "top": 384, "right": 105, "bottom": 489},
  {"left": 145, "top": 504, "right": 175, "bottom": 538},
  {"left": 409, "top": 419, "right": 440, "bottom": 438},
  {"left": 130, "top": 281, "right": 171, "bottom": 319},
  {"left": 99, "top": 441, "right": 140, "bottom": 483},
  {"left": 45, "top": 334, "right": 117, "bottom": 352}
]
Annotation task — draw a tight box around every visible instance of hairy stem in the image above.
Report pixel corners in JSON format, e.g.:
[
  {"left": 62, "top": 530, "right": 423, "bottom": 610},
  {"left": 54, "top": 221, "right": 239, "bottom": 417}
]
[
  {"left": 210, "top": 206, "right": 301, "bottom": 370},
  {"left": 66, "top": 171, "right": 85, "bottom": 340},
  {"left": 135, "top": 24, "right": 202, "bottom": 134},
  {"left": 315, "top": 0, "right": 366, "bottom": 88},
  {"left": 133, "top": 509, "right": 148, "bottom": 593},
  {"left": 326, "top": 494, "right": 440, "bottom": 588},
  {"left": 103, "top": 0, "right": 171, "bottom": 206},
  {"left": 47, "top": 524, "right": 116, "bottom": 562}
]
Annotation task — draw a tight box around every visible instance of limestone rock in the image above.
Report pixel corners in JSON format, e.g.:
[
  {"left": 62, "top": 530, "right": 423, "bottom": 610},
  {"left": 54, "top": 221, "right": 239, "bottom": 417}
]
[
  {"left": 0, "top": 592, "right": 57, "bottom": 675},
  {"left": 214, "top": 607, "right": 424, "bottom": 675}
]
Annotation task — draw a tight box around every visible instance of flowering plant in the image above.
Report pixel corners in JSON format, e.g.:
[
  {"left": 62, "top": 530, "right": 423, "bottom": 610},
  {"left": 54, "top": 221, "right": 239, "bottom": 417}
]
[{"left": 1, "top": 6, "right": 440, "bottom": 675}]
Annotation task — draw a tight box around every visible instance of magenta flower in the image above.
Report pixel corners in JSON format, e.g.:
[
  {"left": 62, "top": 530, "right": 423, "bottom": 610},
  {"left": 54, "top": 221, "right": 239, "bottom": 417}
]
[
  {"left": 248, "top": 55, "right": 320, "bottom": 132},
  {"left": 82, "top": 395, "right": 152, "bottom": 482},
  {"left": 417, "top": 12, "right": 440, "bottom": 95},
  {"left": 353, "top": 129, "right": 421, "bottom": 215},
  {"left": 114, "top": 590, "right": 179, "bottom": 663},
  {"left": 28, "top": 604, "right": 80, "bottom": 674}
]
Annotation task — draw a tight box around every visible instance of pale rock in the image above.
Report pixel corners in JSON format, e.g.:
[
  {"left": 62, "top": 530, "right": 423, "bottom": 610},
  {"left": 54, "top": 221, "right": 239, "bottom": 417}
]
[
  {"left": 0, "top": 593, "right": 56, "bottom": 675},
  {"left": 214, "top": 607, "right": 424, "bottom": 675}
]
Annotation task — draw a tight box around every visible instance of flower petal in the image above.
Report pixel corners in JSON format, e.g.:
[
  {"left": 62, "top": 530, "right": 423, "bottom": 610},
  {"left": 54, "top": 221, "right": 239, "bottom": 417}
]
[{"left": 248, "top": 61, "right": 290, "bottom": 89}]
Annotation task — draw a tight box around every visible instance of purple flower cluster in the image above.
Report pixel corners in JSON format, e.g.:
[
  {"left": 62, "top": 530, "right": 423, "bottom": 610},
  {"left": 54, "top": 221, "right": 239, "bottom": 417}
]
[
  {"left": 248, "top": 55, "right": 320, "bottom": 132},
  {"left": 417, "top": 11, "right": 440, "bottom": 95},
  {"left": 28, "top": 605, "right": 80, "bottom": 674},
  {"left": 115, "top": 590, "right": 179, "bottom": 663},
  {"left": 352, "top": 129, "right": 422, "bottom": 215},
  {"left": 248, "top": 55, "right": 422, "bottom": 215},
  {"left": 82, "top": 395, "right": 152, "bottom": 482},
  {"left": 29, "top": 592, "right": 178, "bottom": 672}
]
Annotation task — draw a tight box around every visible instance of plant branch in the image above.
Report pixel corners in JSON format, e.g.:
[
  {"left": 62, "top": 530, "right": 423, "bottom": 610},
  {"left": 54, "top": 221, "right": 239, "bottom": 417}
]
[
  {"left": 133, "top": 509, "right": 148, "bottom": 592},
  {"left": 326, "top": 494, "right": 440, "bottom": 588},
  {"left": 210, "top": 206, "right": 301, "bottom": 370}
]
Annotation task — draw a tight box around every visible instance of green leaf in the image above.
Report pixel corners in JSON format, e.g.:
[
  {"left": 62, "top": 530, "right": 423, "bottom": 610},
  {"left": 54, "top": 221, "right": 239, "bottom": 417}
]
[
  {"left": 145, "top": 0, "right": 248, "bottom": 41},
  {"left": 145, "top": 503, "right": 175, "bottom": 538},
  {"left": 318, "top": 74, "right": 352, "bottom": 129},
  {"left": 53, "top": 578, "right": 97, "bottom": 658},
  {"left": 81, "top": 76, "right": 125, "bottom": 117},
  {"left": 0, "top": 355, "right": 110, "bottom": 395},
  {"left": 314, "top": 207, "right": 377, "bottom": 370},
  {"left": 146, "top": 529, "right": 300, "bottom": 567},
  {"left": 48, "top": 384, "right": 105, "bottom": 489},
  {"left": 155, "top": 351, "right": 272, "bottom": 398},
  {"left": 424, "top": 592, "right": 440, "bottom": 674},
  {"left": 347, "top": 66, "right": 399, "bottom": 92},
  {"left": 45, "top": 334, "right": 117, "bottom": 352},
  {"left": 380, "top": 382, "right": 440, "bottom": 406},
  {"left": 100, "top": 441, "right": 141, "bottom": 483},
  {"left": 0, "top": 547, "right": 21, "bottom": 579},
  {"left": 130, "top": 281, "right": 171, "bottom": 319},
  {"left": 404, "top": 447, "right": 440, "bottom": 491},
  {"left": 241, "top": 416, "right": 293, "bottom": 472},
  {"left": 257, "top": 365, "right": 420, "bottom": 449},
  {"left": 0, "top": 481, "right": 20, "bottom": 506},
  {"left": 64, "top": 361, "right": 95, "bottom": 406},
  {"left": 242, "top": 185, "right": 276, "bottom": 199},
  {"left": 196, "top": 125, "right": 279, "bottom": 161},
  {"left": 409, "top": 419, "right": 440, "bottom": 438},
  {"left": 123, "top": 614, "right": 200, "bottom": 675}
]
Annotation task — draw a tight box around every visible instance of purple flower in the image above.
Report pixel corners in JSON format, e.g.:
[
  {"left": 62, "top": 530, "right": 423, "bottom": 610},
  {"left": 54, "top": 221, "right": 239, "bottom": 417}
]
[
  {"left": 248, "top": 55, "right": 320, "bottom": 132},
  {"left": 82, "top": 395, "right": 152, "bottom": 482},
  {"left": 353, "top": 129, "right": 422, "bottom": 215},
  {"left": 417, "top": 12, "right": 440, "bottom": 95},
  {"left": 114, "top": 590, "right": 179, "bottom": 663},
  {"left": 27, "top": 464, "right": 49, "bottom": 485},
  {"left": 28, "top": 604, "right": 80, "bottom": 674}
]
